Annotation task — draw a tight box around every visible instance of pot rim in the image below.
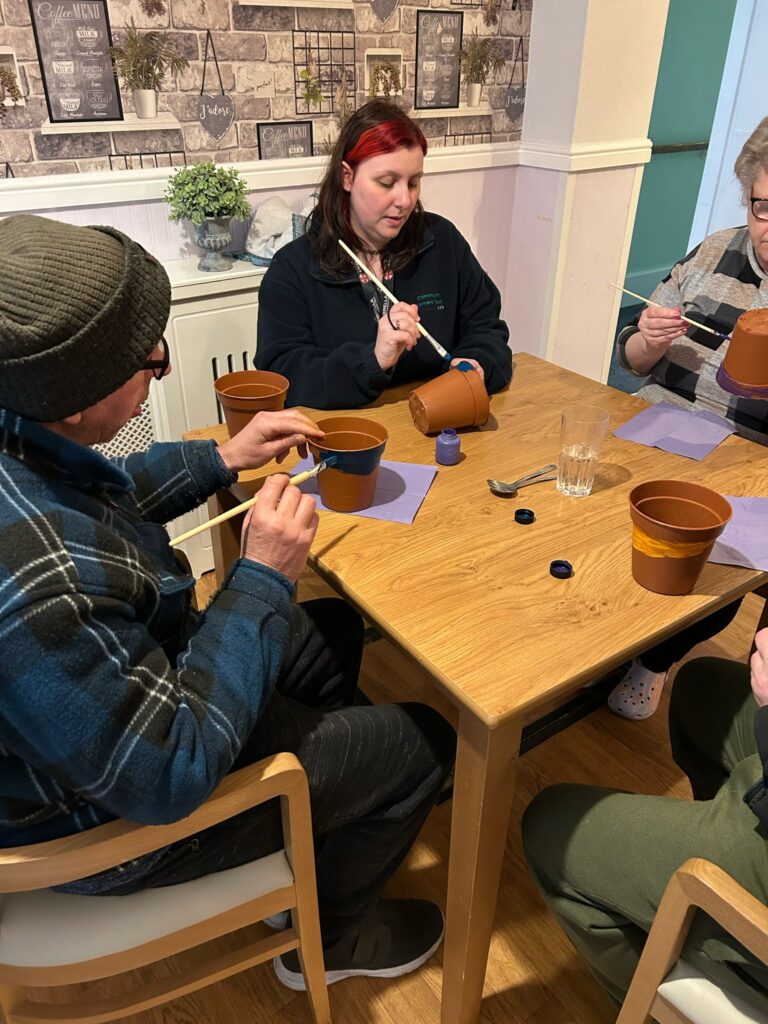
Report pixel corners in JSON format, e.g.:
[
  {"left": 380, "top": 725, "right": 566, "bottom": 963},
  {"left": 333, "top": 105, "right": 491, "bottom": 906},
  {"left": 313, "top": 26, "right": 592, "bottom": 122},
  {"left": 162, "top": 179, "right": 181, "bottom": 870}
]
[
  {"left": 312, "top": 416, "right": 388, "bottom": 451},
  {"left": 214, "top": 369, "right": 289, "bottom": 398},
  {"left": 629, "top": 480, "right": 732, "bottom": 534}
]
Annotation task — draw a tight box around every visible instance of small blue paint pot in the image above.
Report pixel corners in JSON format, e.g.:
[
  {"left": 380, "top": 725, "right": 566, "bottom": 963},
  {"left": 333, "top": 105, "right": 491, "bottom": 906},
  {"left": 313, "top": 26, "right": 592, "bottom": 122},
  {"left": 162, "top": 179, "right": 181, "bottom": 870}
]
[{"left": 309, "top": 416, "right": 388, "bottom": 512}]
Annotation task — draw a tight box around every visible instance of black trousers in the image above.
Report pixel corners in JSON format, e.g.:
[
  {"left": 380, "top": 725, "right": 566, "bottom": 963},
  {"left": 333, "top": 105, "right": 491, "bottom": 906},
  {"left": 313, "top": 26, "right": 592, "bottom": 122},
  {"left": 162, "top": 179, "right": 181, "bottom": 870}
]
[
  {"left": 111, "top": 599, "right": 456, "bottom": 942},
  {"left": 639, "top": 598, "right": 742, "bottom": 672}
]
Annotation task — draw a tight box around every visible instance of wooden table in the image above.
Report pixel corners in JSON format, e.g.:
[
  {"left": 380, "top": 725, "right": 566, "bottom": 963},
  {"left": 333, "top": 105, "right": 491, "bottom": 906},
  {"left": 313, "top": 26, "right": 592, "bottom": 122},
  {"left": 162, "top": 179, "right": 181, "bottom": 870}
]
[{"left": 186, "top": 353, "right": 768, "bottom": 1024}]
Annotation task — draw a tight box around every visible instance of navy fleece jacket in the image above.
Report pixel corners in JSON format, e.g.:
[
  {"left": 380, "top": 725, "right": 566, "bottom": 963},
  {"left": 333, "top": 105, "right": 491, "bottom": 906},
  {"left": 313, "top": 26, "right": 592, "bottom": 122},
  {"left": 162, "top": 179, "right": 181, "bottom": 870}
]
[{"left": 255, "top": 213, "right": 512, "bottom": 409}]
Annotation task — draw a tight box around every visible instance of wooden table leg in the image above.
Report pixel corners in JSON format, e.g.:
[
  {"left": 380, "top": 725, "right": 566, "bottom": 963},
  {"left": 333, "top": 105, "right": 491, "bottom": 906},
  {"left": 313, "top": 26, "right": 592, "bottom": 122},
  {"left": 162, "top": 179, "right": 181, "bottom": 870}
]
[
  {"left": 441, "top": 709, "right": 522, "bottom": 1024},
  {"left": 208, "top": 488, "right": 244, "bottom": 588}
]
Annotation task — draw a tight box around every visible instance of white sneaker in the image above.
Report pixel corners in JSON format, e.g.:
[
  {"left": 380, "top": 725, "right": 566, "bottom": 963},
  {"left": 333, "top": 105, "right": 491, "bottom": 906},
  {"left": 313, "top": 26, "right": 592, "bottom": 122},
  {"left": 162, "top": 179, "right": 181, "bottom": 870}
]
[
  {"left": 607, "top": 660, "right": 668, "bottom": 720},
  {"left": 264, "top": 910, "right": 290, "bottom": 930}
]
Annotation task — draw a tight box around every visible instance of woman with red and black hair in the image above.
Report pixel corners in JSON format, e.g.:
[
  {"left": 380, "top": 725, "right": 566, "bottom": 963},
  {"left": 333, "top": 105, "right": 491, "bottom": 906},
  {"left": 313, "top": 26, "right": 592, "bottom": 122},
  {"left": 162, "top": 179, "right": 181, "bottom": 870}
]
[{"left": 255, "top": 100, "right": 512, "bottom": 408}]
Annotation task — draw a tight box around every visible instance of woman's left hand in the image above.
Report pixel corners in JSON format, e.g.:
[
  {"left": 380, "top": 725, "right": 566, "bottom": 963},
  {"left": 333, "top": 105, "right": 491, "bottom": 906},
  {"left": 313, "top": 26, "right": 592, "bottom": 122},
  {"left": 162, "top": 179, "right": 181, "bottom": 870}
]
[
  {"left": 217, "top": 410, "right": 325, "bottom": 474},
  {"left": 450, "top": 357, "right": 485, "bottom": 382},
  {"left": 750, "top": 628, "right": 768, "bottom": 707}
]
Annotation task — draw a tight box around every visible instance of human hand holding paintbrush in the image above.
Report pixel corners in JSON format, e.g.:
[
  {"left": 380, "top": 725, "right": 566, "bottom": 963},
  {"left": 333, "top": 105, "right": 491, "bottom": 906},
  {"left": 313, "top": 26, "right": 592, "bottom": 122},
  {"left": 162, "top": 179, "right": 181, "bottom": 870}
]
[{"left": 240, "top": 473, "right": 319, "bottom": 582}]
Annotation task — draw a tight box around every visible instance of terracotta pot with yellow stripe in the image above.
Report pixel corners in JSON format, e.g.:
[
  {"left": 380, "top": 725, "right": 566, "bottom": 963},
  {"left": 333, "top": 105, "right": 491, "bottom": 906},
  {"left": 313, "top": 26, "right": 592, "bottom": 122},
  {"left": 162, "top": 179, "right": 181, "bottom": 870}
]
[{"left": 629, "top": 480, "right": 732, "bottom": 595}]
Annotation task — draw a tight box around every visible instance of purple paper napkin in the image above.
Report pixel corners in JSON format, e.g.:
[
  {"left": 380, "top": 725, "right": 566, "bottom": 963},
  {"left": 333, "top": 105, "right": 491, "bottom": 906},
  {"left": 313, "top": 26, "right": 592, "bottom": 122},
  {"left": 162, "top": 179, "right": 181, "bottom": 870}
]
[
  {"left": 292, "top": 456, "right": 437, "bottom": 524},
  {"left": 709, "top": 497, "right": 768, "bottom": 570},
  {"left": 614, "top": 402, "right": 736, "bottom": 460}
]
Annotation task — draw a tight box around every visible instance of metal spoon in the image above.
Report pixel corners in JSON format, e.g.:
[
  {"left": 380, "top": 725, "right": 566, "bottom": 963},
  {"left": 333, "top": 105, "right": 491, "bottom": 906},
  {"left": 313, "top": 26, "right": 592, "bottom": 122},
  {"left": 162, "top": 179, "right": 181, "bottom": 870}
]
[{"left": 487, "top": 463, "right": 557, "bottom": 498}]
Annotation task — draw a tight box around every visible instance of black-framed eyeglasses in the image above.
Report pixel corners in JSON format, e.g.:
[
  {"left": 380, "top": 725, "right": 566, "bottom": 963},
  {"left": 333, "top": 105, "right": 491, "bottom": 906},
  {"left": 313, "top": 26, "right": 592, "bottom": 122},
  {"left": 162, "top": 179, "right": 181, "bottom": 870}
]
[
  {"left": 142, "top": 337, "right": 170, "bottom": 380},
  {"left": 750, "top": 196, "right": 768, "bottom": 222}
]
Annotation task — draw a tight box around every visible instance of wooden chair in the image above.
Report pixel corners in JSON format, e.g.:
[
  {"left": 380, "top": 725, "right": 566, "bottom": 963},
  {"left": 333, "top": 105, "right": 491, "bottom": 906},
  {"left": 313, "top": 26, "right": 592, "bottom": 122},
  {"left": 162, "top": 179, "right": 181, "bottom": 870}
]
[
  {"left": 0, "top": 753, "right": 331, "bottom": 1024},
  {"left": 617, "top": 858, "right": 768, "bottom": 1024}
]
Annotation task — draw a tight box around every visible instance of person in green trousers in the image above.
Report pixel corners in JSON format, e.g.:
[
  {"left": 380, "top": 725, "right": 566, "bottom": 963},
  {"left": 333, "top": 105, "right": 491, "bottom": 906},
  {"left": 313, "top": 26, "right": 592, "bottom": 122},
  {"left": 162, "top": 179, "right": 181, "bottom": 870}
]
[{"left": 522, "top": 629, "right": 768, "bottom": 1013}]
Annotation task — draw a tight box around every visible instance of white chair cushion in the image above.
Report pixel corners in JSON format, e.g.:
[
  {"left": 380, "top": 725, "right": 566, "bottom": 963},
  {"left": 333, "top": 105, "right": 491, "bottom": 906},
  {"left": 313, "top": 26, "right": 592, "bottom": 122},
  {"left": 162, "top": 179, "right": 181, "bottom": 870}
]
[
  {"left": 657, "top": 960, "right": 768, "bottom": 1024},
  {"left": 0, "top": 849, "right": 293, "bottom": 968}
]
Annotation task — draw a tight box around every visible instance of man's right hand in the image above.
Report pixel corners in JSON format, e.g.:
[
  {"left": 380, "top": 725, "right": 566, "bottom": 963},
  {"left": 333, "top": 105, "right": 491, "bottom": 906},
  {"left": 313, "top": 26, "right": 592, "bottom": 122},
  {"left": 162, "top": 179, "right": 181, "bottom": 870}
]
[{"left": 240, "top": 474, "right": 318, "bottom": 583}]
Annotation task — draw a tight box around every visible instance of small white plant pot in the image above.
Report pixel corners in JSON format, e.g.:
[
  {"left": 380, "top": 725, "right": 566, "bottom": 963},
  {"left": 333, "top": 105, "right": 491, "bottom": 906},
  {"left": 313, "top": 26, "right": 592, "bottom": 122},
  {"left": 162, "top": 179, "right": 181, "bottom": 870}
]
[
  {"left": 133, "top": 88, "right": 157, "bottom": 119},
  {"left": 466, "top": 82, "right": 482, "bottom": 107}
]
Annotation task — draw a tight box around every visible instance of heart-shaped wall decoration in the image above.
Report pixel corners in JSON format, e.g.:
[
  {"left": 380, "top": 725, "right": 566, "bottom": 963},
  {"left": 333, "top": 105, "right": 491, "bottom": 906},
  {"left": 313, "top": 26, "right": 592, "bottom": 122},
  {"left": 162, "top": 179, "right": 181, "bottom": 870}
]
[
  {"left": 504, "top": 82, "right": 525, "bottom": 126},
  {"left": 196, "top": 92, "right": 236, "bottom": 142},
  {"left": 371, "top": 0, "right": 399, "bottom": 24}
]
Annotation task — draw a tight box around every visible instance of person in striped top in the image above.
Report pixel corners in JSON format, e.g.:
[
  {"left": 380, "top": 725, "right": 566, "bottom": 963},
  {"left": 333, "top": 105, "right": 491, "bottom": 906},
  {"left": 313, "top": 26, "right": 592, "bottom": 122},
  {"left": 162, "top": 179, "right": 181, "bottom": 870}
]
[{"left": 609, "top": 117, "right": 768, "bottom": 720}]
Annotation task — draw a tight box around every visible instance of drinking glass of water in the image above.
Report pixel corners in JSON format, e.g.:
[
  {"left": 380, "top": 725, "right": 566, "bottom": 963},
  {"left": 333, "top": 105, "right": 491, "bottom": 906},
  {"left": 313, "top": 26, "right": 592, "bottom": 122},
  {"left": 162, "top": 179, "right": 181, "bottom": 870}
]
[{"left": 557, "top": 405, "right": 610, "bottom": 497}]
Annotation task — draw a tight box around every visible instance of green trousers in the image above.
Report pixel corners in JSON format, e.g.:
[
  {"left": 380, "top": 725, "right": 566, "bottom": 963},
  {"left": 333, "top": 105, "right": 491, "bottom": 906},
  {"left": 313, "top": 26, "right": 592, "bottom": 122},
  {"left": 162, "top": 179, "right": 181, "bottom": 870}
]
[{"left": 522, "top": 656, "right": 768, "bottom": 1011}]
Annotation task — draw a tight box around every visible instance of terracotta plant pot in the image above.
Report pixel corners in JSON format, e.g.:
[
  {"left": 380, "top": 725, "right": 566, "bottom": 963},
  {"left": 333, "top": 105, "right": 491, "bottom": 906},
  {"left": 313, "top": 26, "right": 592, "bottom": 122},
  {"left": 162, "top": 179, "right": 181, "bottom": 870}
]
[
  {"left": 628, "top": 479, "right": 732, "bottom": 595},
  {"left": 308, "top": 416, "right": 388, "bottom": 512},
  {"left": 214, "top": 370, "right": 289, "bottom": 437},
  {"left": 717, "top": 308, "right": 768, "bottom": 398},
  {"left": 408, "top": 363, "right": 490, "bottom": 435}
]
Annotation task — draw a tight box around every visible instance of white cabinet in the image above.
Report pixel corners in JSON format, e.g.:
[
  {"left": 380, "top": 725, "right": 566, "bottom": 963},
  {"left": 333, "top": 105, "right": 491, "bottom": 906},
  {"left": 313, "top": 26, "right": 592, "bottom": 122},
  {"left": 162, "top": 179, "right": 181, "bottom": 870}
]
[{"left": 153, "top": 258, "right": 267, "bottom": 577}]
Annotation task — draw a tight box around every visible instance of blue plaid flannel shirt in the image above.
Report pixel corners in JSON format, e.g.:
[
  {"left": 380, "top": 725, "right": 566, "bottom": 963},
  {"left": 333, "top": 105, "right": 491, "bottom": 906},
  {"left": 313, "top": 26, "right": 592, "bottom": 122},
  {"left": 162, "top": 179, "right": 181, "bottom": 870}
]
[{"left": 0, "top": 409, "right": 293, "bottom": 888}]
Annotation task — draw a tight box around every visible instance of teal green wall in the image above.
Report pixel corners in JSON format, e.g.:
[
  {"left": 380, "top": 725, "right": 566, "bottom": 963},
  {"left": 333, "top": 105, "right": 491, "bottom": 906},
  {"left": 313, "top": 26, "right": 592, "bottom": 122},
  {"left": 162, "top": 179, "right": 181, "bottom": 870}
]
[{"left": 624, "top": 0, "right": 737, "bottom": 300}]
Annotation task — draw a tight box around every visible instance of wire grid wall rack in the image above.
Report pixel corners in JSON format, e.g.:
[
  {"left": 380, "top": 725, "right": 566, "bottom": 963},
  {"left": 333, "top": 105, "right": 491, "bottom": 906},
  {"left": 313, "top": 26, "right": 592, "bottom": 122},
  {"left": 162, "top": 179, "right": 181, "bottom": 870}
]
[
  {"left": 445, "top": 131, "right": 492, "bottom": 145},
  {"left": 109, "top": 151, "right": 187, "bottom": 171},
  {"left": 450, "top": 0, "right": 482, "bottom": 8},
  {"left": 293, "top": 30, "right": 356, "bottom": 117}
]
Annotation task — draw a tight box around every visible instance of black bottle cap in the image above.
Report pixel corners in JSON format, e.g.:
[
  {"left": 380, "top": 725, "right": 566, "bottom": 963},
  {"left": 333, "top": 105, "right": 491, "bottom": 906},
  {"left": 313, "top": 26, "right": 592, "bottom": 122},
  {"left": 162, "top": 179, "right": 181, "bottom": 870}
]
[
  {"left": 514, "top": 508, "right": 535, "bottom": 525},
  {"left": 550, "top": 559, "right": 573, "bottom": 579}
]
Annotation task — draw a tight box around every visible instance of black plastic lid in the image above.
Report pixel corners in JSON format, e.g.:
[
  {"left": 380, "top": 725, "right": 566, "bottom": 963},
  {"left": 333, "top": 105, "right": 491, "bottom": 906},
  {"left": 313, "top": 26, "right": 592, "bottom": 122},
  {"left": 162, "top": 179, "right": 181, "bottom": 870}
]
[
  {"left": 514, "top": 508, "right": 535, "bottom": 525},
  {"left": 550, "top": 559, "right": 573, "bottom": 579}
]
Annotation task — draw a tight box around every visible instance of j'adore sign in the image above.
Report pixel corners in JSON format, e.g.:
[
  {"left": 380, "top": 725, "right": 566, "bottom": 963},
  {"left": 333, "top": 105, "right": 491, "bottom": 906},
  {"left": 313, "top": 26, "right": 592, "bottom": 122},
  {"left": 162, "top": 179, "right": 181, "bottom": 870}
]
[
  {"left": 414, "top": 10, "right": 463, "bottom": 110},
  {"left": 196, "top": 93, "right": 236, "bottom": 142},
  {"left": 28, "top": 0, "right": 122, "bottom": 123}
]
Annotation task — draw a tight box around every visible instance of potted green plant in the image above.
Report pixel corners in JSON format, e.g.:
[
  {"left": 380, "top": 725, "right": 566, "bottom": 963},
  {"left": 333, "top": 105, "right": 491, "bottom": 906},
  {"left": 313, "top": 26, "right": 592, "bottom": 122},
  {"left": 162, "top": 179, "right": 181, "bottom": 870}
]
[
  {"left": 459, "top": 29, "right": 504, "bottom": 107},
  {"left": 164, "top": 161, "right": 252, "bottom": 272},
  {"left": 0, "top": 65, "right": 22, "bottom": 123},
  {"left": 109, "top": 21, "right": 189, "bottom": 119}
]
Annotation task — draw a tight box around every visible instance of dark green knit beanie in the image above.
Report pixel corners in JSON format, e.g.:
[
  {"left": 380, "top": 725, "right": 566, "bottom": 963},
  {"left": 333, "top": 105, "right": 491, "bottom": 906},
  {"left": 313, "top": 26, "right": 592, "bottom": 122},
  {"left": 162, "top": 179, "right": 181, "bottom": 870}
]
[{"left": 0, "top": 214, "right": 171, "bottom": 421}]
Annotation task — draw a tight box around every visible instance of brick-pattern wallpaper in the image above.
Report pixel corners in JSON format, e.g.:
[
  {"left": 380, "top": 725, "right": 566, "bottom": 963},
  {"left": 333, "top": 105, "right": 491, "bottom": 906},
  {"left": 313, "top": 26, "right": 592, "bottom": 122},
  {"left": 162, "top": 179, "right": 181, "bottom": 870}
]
[{"left": 0, "top": 0, "right": 530, "bottom": 176}]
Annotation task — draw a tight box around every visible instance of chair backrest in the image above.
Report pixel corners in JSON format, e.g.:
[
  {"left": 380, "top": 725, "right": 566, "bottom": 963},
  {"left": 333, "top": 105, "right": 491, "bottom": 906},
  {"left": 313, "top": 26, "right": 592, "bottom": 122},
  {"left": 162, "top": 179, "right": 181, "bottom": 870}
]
[
  {"left": 616, "top": 858, "right": 768, "bottom": 1024},
  {"left": 0, "top": 754, "right": 331, "bottom": 1024}
]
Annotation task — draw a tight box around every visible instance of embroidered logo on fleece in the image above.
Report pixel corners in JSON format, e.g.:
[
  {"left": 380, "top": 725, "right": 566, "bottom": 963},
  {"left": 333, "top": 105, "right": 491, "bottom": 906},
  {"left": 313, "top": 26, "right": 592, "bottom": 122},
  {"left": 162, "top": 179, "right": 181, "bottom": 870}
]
[{"left": 416, "top": 291, "right": 445, "bottom": 311}]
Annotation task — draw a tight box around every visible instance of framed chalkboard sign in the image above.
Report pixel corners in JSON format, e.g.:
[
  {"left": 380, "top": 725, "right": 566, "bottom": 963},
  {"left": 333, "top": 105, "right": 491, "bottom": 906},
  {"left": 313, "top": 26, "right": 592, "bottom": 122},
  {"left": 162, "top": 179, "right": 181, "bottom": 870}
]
[
  {"left": 414, "top": 10, "right": 463, "bottom": 110},
  {"left": 28, "top": 0, "right": 122, "bottom": 124},
  {"left": 257, "top": 121, "right": 314, "bottom": 161}
]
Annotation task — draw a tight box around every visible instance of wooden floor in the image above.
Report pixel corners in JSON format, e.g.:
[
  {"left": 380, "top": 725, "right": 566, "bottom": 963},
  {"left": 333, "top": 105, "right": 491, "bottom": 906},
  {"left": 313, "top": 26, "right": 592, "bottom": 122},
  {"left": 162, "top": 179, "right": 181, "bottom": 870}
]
[{"left": 57, "top": 572, "right": 764, "bottom": 1024}]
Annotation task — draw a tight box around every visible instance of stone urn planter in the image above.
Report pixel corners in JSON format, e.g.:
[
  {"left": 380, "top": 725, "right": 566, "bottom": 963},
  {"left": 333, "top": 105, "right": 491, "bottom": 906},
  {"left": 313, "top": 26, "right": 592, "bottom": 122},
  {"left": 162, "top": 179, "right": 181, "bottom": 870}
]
[
  {"left": 164, "top": 162, "right": 252, "bottom": 275},
  {"left": 195, "top": 217, "right": 235, "bottom": 273}
]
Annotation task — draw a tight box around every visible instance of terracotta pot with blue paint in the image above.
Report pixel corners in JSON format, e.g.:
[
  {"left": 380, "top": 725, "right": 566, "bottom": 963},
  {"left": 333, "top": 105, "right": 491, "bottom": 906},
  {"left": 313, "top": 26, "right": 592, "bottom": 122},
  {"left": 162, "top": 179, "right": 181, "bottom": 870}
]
[
  {"left": 408, "top": 361, "right": 489, "bottom": 435},
  {"left": 309, "top": 416, "right": 388, "bottom": 512}
]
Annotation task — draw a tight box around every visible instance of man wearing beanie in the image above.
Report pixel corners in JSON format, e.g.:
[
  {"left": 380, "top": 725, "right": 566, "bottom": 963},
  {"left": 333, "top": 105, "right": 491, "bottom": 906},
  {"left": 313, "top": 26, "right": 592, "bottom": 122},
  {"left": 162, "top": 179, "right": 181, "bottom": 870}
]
[{"left": 0, "top": 215, "right": 454, "bottom": 990}]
